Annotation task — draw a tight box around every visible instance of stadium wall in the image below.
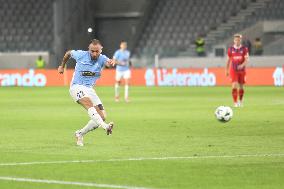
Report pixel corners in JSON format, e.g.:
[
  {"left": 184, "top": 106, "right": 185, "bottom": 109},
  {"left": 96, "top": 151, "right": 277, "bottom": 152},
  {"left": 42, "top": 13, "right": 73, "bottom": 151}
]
[
  {"left": 0, "top": 67, "right": 283, "bottom": 87},
  {"left": 156, "top": 56, "right": 284, "bottom": 68},
  {"left": 0, "top": 52, "right": 49, "bottom": 69}
]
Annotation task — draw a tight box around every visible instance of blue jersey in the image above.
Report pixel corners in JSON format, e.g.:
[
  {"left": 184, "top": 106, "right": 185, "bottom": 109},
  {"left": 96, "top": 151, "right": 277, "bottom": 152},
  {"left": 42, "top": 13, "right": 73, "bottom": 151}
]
[
  {"left": 70, "top": 50, "right": 109, "bottom": 87},
  {"left": 113, "top": 49, "right": 131, "bottom": 71}
]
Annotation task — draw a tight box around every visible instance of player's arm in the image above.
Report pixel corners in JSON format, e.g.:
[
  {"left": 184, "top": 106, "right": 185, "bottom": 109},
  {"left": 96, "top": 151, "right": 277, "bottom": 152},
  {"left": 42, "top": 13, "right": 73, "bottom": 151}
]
[
  {"left": 225, "top": 48, "right": 232, "bottom": 76},
  {"left": 113, "top": 57, "right": 125, "bottom": 66},
  {"left": 225, "top": 55, "right": 231, "bottom": 76},
  {"left": 112, "top": 52, "right": 127, "bottom": 66},
  {"left": 105, "top": 58, "right": 116, "bottom": 67},
  {"left": 58, "top": 50, "right": 71, "bottom": 74}
]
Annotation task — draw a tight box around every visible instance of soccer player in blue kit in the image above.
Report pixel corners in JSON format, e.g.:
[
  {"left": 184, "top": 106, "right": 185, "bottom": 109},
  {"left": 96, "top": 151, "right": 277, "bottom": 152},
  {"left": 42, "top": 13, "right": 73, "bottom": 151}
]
[
  {"left": 113, "top": 41, "right": 131, "bottom": 102},
  {"left": 58, "top": 39, "right": 115, "bottom": 146}
]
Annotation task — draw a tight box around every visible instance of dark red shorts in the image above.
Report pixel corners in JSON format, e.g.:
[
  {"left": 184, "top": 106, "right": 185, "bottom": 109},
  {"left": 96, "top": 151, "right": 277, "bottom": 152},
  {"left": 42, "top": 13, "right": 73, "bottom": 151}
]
[{"left": 230, "top": 71, "right": 246, "bottom": 84}]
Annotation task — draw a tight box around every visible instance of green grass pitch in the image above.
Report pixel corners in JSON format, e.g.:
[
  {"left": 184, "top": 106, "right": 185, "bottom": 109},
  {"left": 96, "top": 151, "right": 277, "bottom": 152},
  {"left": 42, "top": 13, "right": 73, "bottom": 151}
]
[{"left": 0, "top": 86, "right": 284, "bottom": 189}]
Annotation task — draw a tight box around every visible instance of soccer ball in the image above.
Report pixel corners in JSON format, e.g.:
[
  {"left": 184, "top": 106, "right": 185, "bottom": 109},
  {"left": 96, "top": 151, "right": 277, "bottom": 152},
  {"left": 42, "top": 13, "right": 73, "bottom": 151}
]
[{"left": 215, "top": 106, "right": 233, "bottom": 122}]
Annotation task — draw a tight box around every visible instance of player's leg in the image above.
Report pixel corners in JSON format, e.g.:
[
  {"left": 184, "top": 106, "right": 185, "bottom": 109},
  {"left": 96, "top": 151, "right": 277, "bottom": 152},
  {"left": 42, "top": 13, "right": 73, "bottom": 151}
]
[
  {"left": 70, "top": 85, "right": 90, "bottom": 146},
  {"left": 74, "top": 101, "right": 111, "bottom": 146},
  {"left": 94, "top": 104, "right": 113, "bottom": 135},
  {"left": 123, "top": 70, "right": 131, "bottom": 102},
  {"left": 78, "top": 97, "right": 111, "bottom": 129},
  {"left": 238, "top": 72, "right": 245, "bottom": 107},
  {"left": 73, "top": 97, "right": 105, "bottom": 146},
  {"left": 89, "top": 88, "right": 114, "bottom": 135},
  {"left": 69, "top": 85, "right": 112, "bottom": 146},
  {"left": 115, "top": 80, "right": 121, "bottom": 102},
  {"left": 238, "top": 84, "right": 244, "bottom": 107},
  {"left": 115, "top": 71, "right": 122, "bottom": 102},
  {"left": 230, "top": 72, "right": 239, "bottom": 107},
  {"left": 232, "top": 82, "right": 239, "bottom": 107},
  {"left": 96, "top": 104, "right": 106, "bottom": 121},
  {"left": 75, "top": 104, "right": 106, "bottom": 136},
  {"left": 124, "top": 78, "right": 130, "bottom": 102},
  {"left": 75, "top": 120, "right": 97, "bottom": 146}
]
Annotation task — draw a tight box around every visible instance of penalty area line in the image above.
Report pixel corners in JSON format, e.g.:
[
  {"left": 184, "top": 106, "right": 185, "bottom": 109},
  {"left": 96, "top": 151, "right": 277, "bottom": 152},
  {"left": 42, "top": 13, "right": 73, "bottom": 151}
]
[
  {"left": 0, "top": 153, "right": 284, "bottom": 166},
  {"left": 0, "top": 176, "right": 153, "bottom": 189}
]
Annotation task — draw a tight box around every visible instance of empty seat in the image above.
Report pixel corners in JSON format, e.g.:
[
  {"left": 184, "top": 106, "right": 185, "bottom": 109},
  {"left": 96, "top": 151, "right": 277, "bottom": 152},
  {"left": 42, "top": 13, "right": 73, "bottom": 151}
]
[{"left": 0, "top": 0, "right": 54, "bottom": 52}]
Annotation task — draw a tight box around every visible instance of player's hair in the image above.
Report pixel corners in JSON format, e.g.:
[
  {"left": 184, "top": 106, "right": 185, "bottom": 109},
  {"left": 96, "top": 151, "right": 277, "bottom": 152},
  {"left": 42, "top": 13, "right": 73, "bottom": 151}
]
[
  {"left": 120, "top": 40, "right": 127, "bottom": 44},
  {"left": 90, "top": 39, "right": 102, "bottom": 46},
  {"left": 233, "top": 33, "right": 242, "bottom": 38}
]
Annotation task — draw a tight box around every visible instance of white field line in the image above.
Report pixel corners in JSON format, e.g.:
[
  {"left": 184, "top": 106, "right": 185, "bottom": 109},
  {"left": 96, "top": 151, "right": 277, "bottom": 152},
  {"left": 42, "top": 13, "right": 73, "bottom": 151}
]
[
  {"left": 0, "top": 176, "right": 152, "bottom": 189},
  {"left": 0, "top": 153, "right": 284, "bottom": 167}
]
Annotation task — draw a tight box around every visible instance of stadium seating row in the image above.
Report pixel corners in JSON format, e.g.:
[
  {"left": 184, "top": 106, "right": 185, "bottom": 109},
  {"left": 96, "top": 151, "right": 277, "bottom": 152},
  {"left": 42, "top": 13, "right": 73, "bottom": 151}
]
[
  {"left": 0, "top": 0, "right": 54, "bottom": 52},
  {"left": 134, "top": 0, "right": 284, "bottom": 57}
]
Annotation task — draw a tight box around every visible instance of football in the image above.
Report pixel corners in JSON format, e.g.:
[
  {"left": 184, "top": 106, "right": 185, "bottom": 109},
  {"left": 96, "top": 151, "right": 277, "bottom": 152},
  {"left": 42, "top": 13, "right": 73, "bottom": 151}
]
[{"left": 215, "top": 106, "right": 233, "bottom": 122}]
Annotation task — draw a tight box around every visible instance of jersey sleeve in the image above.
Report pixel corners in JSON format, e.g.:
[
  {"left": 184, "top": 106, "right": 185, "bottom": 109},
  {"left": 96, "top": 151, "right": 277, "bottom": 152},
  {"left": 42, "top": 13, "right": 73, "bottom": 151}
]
[
  {"left": 227, "top": 47, "right": 232, "bottom": 57},
  {"left": 70, "top": 50, "right": 84, "bottom": 61},
  {"left": 101, "top": 54, "right": 110, "bottom": 66}
]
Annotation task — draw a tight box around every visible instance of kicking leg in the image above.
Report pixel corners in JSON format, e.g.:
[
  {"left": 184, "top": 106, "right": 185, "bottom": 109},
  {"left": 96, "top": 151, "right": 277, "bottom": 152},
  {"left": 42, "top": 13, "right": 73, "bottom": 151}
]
[
  {"left": 74, "top": 97, "right": 113, "bottom": 146},
  {"left": 78, "top": 97, "right": 110, "bottom": 130},
  {"left": 76, "top": 104, "right": 106, "bottom": 138},
  {"left": 94, "top": 104, "right": 113, "bottom": 135},
  {"left": 74, "top": 102, "right": 109, "bottom": 146}
]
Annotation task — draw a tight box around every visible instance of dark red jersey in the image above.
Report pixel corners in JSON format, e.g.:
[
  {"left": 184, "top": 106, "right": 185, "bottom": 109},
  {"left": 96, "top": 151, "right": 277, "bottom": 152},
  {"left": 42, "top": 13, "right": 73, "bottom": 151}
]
[{"left": 227, "top": 45, "right": 248, "bottom": 73}]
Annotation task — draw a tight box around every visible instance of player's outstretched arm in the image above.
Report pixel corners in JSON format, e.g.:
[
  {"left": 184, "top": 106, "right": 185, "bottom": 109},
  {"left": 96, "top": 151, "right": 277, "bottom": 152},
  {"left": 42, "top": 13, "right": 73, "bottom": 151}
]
[
  {"left": 105, "top": 59, "right": 116, "bottom": 67},
  {"left": 112, "top": 57, "right": 127, "bottom": 66},
  {"left": 58, "top": 50, "right": 71, "bottom": 74},
  {"left": 112, "top": 58, "right": 121, "bottom": 66}
]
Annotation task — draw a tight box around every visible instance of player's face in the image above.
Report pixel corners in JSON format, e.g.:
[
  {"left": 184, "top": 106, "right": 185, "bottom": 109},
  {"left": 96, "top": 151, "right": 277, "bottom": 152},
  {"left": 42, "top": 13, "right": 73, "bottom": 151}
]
[
  {"left": 234, "top": 37, "right": 241, "bottom": 46},
  {"left": 120, "top": 42, "right": 127, "bottom": 50},
  {"left": 88, "top": 44, "right": 102, "bottom": 59}
]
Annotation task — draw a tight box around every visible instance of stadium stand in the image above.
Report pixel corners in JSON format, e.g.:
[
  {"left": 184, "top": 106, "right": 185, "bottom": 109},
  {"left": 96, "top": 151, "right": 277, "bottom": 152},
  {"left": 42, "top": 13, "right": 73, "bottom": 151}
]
[
  {"left": 134, "top": 0, "right": 284, "bottom": 57},
  {"left": 0, "top": 0, "right": 283, "bottom": 59},
  {"left": 0, "top": 0, "right": 54, "bottom": 52},
  {"left": 206, "top": 0, "right": 284, "bottom": 48}
]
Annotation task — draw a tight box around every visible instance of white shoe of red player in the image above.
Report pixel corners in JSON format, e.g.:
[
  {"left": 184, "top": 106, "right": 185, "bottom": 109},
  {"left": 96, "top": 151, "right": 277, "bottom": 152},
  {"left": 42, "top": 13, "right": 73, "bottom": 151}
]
[
  {"left": 75, "top": 130, "right": 84, "bottom": 146},
  {"left": 234, "top": 102, "right": 239, "bottom": 107},
  {"left": 238, "top": 101, "right": 243, "bottom": 107}
]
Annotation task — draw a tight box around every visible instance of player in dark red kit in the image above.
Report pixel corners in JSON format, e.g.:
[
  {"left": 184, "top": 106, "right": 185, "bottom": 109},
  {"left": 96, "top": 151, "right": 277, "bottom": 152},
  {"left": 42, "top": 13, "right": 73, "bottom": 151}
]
[{"left": 226, "top": 34, "right": 249, "bottom": 107}]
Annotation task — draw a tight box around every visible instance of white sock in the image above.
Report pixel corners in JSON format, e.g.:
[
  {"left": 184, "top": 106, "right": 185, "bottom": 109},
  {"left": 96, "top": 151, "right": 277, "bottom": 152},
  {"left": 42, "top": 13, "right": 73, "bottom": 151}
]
[
  {"left": 78, "top": 120, "right": 99, "bottom": 136},
  {"left": 125, "top": 85, "right": 129, "bottom": 99},
  {"left": 87, "top": 107, "right": 109, "bottom": 130},
  {"left": 115, "top": 84, "right": 119, "bottom": 97}
]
